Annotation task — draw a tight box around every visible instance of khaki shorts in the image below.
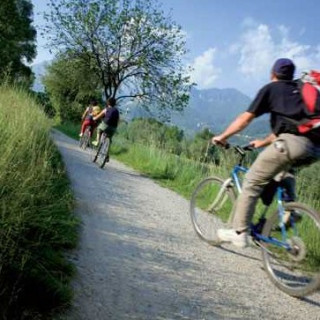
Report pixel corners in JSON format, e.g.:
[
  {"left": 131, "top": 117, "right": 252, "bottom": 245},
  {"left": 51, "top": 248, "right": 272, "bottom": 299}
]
[{"left": 97, "top": 122, "right": 116, "bottom": 138}]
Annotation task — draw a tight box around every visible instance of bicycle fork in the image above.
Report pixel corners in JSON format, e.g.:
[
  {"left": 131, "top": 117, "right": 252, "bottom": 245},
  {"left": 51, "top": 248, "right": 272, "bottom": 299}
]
[{"left": 207, "top": 178, "right": 233, "bottom": 211}]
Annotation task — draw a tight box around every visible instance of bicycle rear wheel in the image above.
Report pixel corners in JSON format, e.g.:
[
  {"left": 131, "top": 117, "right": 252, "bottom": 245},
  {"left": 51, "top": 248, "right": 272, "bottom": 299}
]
[
  {"left": 79, "top": 132, "right": 85, "bottom": 149},
  {"left": 80, "top": 128, "right": 91, "bottom": 150},
  {"left": 97, "top": 136, "right": 110, "bottom": 168},
  {"left": 92, "top": 136, "right": 103, "bottom": 163},
  {"left": 261, "top": 202, "right": 320, "bottom": 297},
  {"left": 190, "top": 176, "right": 236, "bottom": 245}
]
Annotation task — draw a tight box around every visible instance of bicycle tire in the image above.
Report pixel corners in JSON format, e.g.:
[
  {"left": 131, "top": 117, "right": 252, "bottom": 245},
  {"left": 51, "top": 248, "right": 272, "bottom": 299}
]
[
  {"left": 97, "top": 136, "right": 110, "bottom": 168},
  {"left": 190, "top": 176, "right": 236, "bottom": 245},
  {"left": 80, "top": 128, "right": 91, "bottom": 150},
  {"left": 261, "top": 201, "right": 320, "bottom": 297}
]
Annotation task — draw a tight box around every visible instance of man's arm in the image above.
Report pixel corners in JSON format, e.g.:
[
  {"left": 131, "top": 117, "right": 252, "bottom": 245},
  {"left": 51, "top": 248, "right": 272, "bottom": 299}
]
[
  {"left": 81, "top": 107, "right": 88, "bottom": 120},
  {"left": 250, "top": 133, "right": 276, "bottom": 148},
  {"left": 212, "top": 112, "right": 255, "bottom": 145},
  {"left": 93, "top": 109, "right": 106, "bottom": 121}
]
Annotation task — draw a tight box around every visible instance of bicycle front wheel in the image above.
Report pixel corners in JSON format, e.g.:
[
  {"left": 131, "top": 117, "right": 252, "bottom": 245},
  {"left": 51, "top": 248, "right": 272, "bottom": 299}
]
[
  {"left": 190, "top": 176, "right": 236, "bottom": 245},
  {"left": 262, "top": 202, "right": 320, "bottom": 297}
]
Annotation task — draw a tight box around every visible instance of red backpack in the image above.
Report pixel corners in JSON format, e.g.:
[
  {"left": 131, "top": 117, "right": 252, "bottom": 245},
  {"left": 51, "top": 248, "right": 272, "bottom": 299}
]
[{"left": 298, "top": 70, "right": 320, "bottom": 134}]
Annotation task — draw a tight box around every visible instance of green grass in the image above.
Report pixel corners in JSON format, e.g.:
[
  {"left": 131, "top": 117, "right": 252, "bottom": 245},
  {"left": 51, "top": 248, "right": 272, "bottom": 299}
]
[
  {"left": 0, "top": 86, "right": 79, "bottom": 319},
  {"left": 54, "top": 121, "right": 80, "bottom": 141}
]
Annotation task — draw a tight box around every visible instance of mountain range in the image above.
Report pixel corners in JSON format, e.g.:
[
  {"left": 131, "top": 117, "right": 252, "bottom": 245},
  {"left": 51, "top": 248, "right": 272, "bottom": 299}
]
[{"left": 125, "top": 87, "right": 269, "bottom": 138}]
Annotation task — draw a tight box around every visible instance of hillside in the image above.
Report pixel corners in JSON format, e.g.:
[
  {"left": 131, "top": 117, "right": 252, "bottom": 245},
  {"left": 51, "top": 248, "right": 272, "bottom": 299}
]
[
  {"left": 125, "top": 87, "right": 269, "bottom": 138},
  {"left": 172, "top": 87, "right": 251, "bottom": 133}
]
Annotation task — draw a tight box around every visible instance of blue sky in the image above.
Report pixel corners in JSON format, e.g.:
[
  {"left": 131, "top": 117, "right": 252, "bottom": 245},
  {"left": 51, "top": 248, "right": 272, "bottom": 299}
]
[{"left": 32, "top": 0, "right": 320, "bottom": 96}]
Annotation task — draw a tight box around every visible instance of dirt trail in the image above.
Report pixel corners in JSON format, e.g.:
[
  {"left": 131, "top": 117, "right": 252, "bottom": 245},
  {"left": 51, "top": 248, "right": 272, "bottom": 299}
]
[{"left": 52, "top": 130, "right": 320, "bottom": 320}]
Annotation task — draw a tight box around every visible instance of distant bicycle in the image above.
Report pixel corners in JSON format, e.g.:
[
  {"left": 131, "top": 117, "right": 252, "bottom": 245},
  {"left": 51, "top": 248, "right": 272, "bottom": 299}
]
[
  {"left": 79, "top": 127, "right": 92, "bottom": 150},
  {"left": 92, "top": 132, "right": 111, "bottom": 169},
  {"left": 190, "top": 144, "right": 320, "bottom": 297}
]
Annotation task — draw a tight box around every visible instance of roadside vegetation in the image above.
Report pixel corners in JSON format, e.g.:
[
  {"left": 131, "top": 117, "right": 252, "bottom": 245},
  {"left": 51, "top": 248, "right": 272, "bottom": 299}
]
[{"left": 0, "top": 85, "right": 78, "bottom": 319}]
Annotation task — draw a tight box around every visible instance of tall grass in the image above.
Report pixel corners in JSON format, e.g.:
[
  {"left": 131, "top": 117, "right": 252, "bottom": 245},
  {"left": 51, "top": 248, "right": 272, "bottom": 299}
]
[
  {"left": 0, "top": 86, "right": 78, "bottom": 319},
  {"left": 54, "top": 121, "right": 79, "bottom": 141}
]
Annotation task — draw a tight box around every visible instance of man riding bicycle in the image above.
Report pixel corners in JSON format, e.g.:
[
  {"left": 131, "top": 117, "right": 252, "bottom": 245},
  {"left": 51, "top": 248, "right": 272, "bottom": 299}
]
[
  {"left": 212, "top": 58, "right": 320, "bottom": 248},
  {"left": 92, "top": 97, "right": 120, "bottom": 160}
]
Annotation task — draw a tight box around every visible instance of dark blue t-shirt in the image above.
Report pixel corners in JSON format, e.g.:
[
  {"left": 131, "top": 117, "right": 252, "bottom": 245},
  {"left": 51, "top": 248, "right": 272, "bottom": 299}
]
[
  {"left": 103, "top": 106, "right": 119, "bottom": 128},
  {"left": 247, "top": 81, "right": 306, "bottom": 136}
]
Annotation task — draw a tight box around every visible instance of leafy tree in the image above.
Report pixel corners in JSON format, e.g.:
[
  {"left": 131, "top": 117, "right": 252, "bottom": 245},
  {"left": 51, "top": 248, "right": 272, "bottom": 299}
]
[
  {"left": 44, "top": 0, "right": 192, "bottom": 111},
  {"left": 0, "top": 0, "right": 36, "bottom": 86},
  {"left": 186, "top": 128, "right": 216, "bottom": 162},
  {"left": 118, "top": 118, "right": 184, "bottom": 154},
  {"left": 32, "top": 91, "right": 56, "bottom": 118},
  {"left": 43, "top": 56, "right": 102, "bottom": 121}
]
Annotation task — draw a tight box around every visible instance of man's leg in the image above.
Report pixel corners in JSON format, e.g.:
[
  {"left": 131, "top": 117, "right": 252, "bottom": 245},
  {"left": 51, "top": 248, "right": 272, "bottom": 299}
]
[
  {"left": 219, "top": 134, "right": 315, "bottom": 247},
  {"left": 277, "top": 170, "right": 296, "bottom": 201},
  {"left": 80, "top": 119, "right": 90, "bottom": 136},
  {"left": 232, "top": 147, "right": 289, "bottom": 232},
  {"left": 92, "top": 129, "right": 102, "bottom": 146},
  {"left": 233, "top": 134, "right": 314, "bottom": 231},
  {"left": 93, "top": 122, "right": 107, "bottom": 146}
]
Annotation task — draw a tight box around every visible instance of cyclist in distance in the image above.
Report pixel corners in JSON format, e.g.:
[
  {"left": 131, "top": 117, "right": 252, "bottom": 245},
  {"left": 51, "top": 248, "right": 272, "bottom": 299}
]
[
  {"left": 79, "top": 99, "right": 101, "bottom": 137},
  {"left": 92, "top": 97, "right": 120, "bottom": 148},
  {"left": 212, "top": 58, "right": 320, "bottom": 248}
]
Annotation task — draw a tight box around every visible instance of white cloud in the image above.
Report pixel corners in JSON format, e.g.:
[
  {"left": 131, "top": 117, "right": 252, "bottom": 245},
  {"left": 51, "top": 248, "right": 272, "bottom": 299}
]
[
  {"left": 190, "top": 48, "right": 221, "bottom": 89},
  {"left": 232, "top": 22, "right": 320, "bottom": 80}
]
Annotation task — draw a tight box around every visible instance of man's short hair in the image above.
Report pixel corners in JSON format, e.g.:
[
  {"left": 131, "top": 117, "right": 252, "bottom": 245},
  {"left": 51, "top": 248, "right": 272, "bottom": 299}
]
[
  {"left": 107, "top": 97, "right": 116, "bottom": 107},
  {"left": 272, "top": 58, "right": 295, "bottom": 80},
  {"left": 90, "top": 99, "right": 98, "bottom": 106}
]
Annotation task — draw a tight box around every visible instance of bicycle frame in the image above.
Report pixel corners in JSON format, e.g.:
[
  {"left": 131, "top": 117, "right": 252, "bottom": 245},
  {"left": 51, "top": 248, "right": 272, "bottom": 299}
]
[
  {"left": 232, "top": 165, "right": 247, "bottom": 193},
  {"left": 227, "top": 148, "right": 294, "bottom": 251}
]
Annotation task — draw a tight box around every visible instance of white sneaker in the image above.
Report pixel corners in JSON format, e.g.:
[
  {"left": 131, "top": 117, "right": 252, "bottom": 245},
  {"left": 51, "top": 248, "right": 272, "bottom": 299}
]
[
  {"left": 217, "top": 229, "right": 249, "bottom": 248},
  {"left": 79, "top": 133, "right": 83, "bottom": 137}
]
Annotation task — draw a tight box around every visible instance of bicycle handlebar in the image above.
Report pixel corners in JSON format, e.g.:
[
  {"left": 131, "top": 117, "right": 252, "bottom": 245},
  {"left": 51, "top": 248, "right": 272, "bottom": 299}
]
[
  {"left": 233, "top": 144, "right": 253, "bottom": 157},
  {"left": 241, "top": 144, "right": 254, "bottom": 151},
  {"left": 210, "top": 140, "right": 254, "bottom": 152},
  {"left": 210, "top": 141, "right": 255, "bottom": 166}
]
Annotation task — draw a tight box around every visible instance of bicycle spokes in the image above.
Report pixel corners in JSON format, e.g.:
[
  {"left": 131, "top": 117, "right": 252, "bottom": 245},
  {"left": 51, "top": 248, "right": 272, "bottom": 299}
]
[
  {"left": 190, "top": 177, "right": 235, "bottom": 245},
  {"left": 262, "top": 203, "right": 320, "bottom": 297}
]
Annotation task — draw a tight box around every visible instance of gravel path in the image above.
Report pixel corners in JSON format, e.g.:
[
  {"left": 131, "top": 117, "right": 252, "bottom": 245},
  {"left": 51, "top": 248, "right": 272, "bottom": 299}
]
[{"left": 52, "top": 130, "right": 320, "bottom": 320}]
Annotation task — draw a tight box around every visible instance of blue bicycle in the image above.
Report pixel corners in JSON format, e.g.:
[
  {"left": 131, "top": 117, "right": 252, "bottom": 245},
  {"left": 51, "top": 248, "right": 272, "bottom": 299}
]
[{"left": 190, "top": 145, "right": 320, "bottom": 297}]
